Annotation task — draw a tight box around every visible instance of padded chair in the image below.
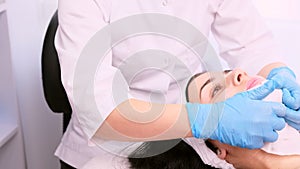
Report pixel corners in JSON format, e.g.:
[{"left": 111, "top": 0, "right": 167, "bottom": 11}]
[
  {"left": 41, "top": 11, "right": 71, "bottom": 133},
  {"left": 41, "top": 11, "right": 75, "bottom": 169}
]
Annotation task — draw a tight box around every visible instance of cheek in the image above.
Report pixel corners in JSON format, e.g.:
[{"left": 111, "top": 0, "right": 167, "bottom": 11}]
[
  {"left": 224, "top": 87, "right": 246, "bottom": 99},
  {"left": 213, "top": 88, "right": 244, "bottom": 103}
]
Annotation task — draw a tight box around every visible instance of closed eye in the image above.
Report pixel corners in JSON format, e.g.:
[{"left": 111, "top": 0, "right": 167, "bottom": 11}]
[
  {"left": 212, "top": 84, "right": 223, "bottom": 98},
  {"left": 199, "top": 70, "right": 232, "bottom": 102}
]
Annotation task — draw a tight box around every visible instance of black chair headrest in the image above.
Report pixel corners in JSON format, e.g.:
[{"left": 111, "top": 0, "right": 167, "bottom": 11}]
[{"left": 41, "top": 11, "right": 72, "bottom": 114}]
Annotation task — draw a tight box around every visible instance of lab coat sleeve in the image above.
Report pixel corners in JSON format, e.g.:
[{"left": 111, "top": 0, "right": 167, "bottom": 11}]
[
  {"left": 55, "top": 0, "right": 123, "bottom": 139},
  {"left": 211, "top": 0, "right": 284, "bottom": 75}
]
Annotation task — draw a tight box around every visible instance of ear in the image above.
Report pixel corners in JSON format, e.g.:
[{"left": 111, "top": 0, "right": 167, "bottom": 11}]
[
  {"left": 216, "top": 147, "right": 227, "bottom": 160},
  {"left": 207, "top": 140, "right": 228, "bottom": 160}
]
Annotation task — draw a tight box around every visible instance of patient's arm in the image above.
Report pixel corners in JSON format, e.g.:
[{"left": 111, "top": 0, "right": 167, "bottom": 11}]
[
  {"left": 211, "top": 140, "right": 300, "bottom": 169},
  {"left": 226, "top": 146, "right": 300, "bottom": 169},
  {"left": 268, "top": 155, "right": 300, "bottom": 169}
]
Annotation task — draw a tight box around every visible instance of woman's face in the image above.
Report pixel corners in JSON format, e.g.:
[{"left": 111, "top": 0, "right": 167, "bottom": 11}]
[
  {"left": 187, "top": 69, "right": 265, "bottom": 104},
  {"left": 186, "top": 69, "right": 266, "bottom": 161}
]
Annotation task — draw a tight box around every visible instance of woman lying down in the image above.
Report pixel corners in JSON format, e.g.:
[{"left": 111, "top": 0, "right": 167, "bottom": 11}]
[
  {"left": 82, "top": 68, "right": 300, "bottom": 169},
  {"left": 182, "top": 69, "right": 300, "bottom": 169}
]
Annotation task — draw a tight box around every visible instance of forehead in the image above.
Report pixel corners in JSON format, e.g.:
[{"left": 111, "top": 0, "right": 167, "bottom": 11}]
[{"left": 187, "top": 72, "right": 225, "bottom": 103}]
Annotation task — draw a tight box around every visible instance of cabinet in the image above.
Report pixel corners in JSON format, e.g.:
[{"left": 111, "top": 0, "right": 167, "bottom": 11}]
[
  {"left": 0, "top": 0, "right": 17, "bottom": 149},
  {"left": 0, "top": 1, "right": 26, "bottom": 168}
]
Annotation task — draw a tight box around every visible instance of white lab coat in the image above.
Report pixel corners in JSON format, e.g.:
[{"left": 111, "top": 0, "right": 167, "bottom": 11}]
[{"left": 54, "top": 0, "right": 283, "bottom": 168}]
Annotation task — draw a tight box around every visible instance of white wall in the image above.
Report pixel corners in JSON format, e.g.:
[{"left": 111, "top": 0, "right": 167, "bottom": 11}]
[
  {"left": 213, "top": 0, "right": 300, "bottom": 76},
  {"left": 252, "top": 0, "right": 300, "bottom": 77},
  {"left": 6, "top": 0, "right": 62, "bottom": 169}
]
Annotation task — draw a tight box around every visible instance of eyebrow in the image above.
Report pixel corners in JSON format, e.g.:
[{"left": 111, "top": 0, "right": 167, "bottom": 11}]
[{"left": 199, "top": 78, "right": 214, "bottom": 100}]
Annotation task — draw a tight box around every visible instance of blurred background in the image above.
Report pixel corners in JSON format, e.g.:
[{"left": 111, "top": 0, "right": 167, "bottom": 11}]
[
  {"left": 253, "top": 0, "right": 300, "bottom": 76},
  {"left": 0, "top": 0, "right": 299, "bottom": 169}
]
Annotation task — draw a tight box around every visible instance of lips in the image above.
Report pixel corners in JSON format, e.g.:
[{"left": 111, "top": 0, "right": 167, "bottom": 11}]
[{"left": 246, "top": 76, "right": 264, "bottom": 90}]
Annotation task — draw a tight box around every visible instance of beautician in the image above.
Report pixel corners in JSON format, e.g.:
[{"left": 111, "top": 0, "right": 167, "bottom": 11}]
[{"left": 54, "top": 0, "right": 300, "bottom": 168}]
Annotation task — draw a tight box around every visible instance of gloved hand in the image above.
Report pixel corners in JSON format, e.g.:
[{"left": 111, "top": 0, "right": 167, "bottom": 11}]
[
  {"left": 267, "top": 67, "right": 300, "bottom": 110},
  {"left": 186, "top": 83, "right": 286, "bottom": 149},
  {"left": 283, "top": 107, "right": 300, "bottom": 130},
  {"left": 266, "top": 67, "right": 300, "bottom": 131}
]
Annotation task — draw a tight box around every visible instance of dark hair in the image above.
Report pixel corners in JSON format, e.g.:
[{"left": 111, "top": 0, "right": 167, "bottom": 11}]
[{"left": 128, "top": 139, "right": 218, "bottom": 169}]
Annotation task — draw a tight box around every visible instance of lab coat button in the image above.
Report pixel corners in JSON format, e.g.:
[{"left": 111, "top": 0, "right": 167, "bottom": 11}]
[
  {"left": 162, "top": 0, "right": 168, "bottom": 6},
  {"left": 164, "top": 58, "right": 169, "bottom": 65}
]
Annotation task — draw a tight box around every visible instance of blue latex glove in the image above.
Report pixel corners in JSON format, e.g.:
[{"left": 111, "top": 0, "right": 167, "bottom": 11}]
[
  {"left": 186, "top": 83, "right": 286, "bottom": 149},
  {"left": 266, "top": 67, "right": 300, "bottom": 131},
  {"left": 285, "top": 107, "right": 300, "bottom": 130},
  {"left": 267, "top": 67, "right": 300, "bottom": 110}
]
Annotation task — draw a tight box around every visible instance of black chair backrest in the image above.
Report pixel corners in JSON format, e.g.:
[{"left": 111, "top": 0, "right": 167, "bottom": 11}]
[{"left": 41, "top": 11, "right": 72, "bottom": 131}]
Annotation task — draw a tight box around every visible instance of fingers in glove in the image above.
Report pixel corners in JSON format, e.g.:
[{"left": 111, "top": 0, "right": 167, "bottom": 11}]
[
  {"left": 263, "top": 130, "right": 279, "bottom": 143},
  {"left": 285, "top": 119, "right": 300, "bottom": 131},
  {"left": 285, "top": 108, "right": 300, "bottom": 125},
  {"left": 246, "top": 80, "right": 276, "bottom": 100}
]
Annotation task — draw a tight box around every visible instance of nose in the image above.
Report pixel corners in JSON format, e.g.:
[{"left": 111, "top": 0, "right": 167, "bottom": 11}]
[{"left": 230, "top": 69, "right": 248, "bottom": 86}]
